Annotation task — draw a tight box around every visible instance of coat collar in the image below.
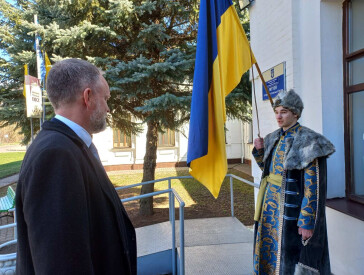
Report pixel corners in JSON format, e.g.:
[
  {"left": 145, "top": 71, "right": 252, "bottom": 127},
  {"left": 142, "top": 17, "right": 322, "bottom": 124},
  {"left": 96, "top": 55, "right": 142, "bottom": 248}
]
[
  {"left": 43, "top": 119, "right": 86, "bottom": 147},
  {"left": 263, "top": 125, "right": 335, "bottom": 170}
]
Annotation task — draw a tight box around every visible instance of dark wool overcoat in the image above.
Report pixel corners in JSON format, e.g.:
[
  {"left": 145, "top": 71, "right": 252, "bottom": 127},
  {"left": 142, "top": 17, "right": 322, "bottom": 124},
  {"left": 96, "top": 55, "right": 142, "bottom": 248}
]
[
  {"left": 16, "top": 119, "right": 136, "bottom": 275},
  {"left": 254, "top": 126, "right": 335, "bottom": 275}
]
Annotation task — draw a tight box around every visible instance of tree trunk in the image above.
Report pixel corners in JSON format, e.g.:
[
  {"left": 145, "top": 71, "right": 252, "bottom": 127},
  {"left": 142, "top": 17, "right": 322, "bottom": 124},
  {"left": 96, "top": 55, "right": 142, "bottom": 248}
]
[{"left": 139, "top": 120, "right": 159, "bottom": 216}]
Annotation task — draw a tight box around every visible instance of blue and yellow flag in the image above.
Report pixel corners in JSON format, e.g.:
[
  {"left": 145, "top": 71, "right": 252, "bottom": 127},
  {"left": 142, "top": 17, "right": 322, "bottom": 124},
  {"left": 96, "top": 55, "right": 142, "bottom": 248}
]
[{"left": 187, "top": 0, "right": 256, "bottom": 198}]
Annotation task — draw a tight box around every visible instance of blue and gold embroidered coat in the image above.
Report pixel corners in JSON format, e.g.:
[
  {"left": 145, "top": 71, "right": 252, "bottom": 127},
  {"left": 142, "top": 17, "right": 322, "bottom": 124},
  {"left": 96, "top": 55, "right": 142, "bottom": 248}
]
[{"left": 252, "top": 123, "right": 335, "bottom": 275}]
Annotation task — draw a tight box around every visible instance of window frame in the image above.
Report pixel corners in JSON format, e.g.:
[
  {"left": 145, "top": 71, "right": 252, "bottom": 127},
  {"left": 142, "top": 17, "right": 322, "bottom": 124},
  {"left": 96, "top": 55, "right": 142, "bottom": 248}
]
[
  {"left": 343, "top": 0, "right": 364, "bottom": 204},
  {"left": 113, "top": 128, "right": 132, "bottom": 149},
  {"left": 158, "top": 129, "right": 176, "bottom": 147}
]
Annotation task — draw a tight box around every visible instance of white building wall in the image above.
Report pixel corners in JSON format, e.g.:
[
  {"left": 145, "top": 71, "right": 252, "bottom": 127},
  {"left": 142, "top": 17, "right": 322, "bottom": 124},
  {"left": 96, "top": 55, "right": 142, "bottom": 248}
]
[
  {"left": 93, "top": 118, "right": 243, "bottom": 166},
  {"left": 242, "top": 122, "right": 254, "bottom": 162},
  {"left": 226, "top": 119, "right": 243, "bottom": 160},
  {"left": 250, "top": 0, "right": 294, "bottom": 185},
  {"left": 320, "top": 1, "right": 345, "bottom": 198},
  {"left": 93, "top": 127, "right": 135, "bottom": 165},
  {"left": 292, "top": 0, "right": 323, "bottom": 132},
  {"left": 326, "top": 208, "right": 364, "bottom": 275},
  {"left": 178, "top": 125, "right": 189, "bottom": 162}
]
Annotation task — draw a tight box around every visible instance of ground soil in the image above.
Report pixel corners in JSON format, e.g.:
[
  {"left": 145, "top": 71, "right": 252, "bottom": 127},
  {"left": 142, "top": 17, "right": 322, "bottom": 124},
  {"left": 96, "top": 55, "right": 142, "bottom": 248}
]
[{"left": 117, "top": 168, "right": 255, "bottom": 228}]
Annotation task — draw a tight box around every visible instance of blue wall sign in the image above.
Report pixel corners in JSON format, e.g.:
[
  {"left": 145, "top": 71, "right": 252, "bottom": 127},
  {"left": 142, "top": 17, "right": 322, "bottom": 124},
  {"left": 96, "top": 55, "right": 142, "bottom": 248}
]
[{"left": 262, "top": 62, "right": 286, "bottom": 101}]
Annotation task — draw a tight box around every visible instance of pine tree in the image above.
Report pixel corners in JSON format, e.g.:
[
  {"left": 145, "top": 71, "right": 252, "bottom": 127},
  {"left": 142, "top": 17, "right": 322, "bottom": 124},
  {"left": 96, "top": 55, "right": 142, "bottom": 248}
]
[
  {"left": 0, "top": 0, "right": 252, "bottom": 215},
  {"left": 0, "top": 0, "right": 42, "bottom": 143}
]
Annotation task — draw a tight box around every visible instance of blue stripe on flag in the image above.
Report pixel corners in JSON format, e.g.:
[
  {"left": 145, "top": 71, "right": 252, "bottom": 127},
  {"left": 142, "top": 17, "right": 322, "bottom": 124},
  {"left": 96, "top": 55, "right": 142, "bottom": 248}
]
[{"left": 187, "top": 0, "right": 233, "bottom": 165}]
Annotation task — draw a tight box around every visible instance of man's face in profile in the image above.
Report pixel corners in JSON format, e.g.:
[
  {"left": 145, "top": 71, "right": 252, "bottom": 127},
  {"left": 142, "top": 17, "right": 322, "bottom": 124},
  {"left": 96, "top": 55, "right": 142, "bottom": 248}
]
[{"left": 90, "top": 76, "right": 110, "bottom": 134}]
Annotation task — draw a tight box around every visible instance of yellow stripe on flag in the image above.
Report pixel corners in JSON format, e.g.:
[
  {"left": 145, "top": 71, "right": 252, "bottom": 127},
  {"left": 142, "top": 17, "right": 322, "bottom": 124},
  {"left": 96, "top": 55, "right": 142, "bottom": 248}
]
[
  {"left": 44, "top": 52, "right": 51, "bottom": 81},
  {"left": 23, "top": 64, "right": 28, "bottom": 97},
  {"left": 217, "top": 6, "right": 256, "bottom": 120}
]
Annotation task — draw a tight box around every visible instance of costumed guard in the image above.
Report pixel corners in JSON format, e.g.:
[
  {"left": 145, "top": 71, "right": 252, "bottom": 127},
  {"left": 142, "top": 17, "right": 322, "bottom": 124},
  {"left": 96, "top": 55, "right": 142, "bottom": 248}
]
[{"left": 252, "top": 90, "right": 335, "bottom": 275}]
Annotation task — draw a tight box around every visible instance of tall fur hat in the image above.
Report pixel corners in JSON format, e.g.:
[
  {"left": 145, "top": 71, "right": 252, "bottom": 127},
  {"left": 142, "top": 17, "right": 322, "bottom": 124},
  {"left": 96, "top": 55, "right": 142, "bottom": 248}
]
[{"left": 272, "top": 89, "right": 304, "bottom": 118}]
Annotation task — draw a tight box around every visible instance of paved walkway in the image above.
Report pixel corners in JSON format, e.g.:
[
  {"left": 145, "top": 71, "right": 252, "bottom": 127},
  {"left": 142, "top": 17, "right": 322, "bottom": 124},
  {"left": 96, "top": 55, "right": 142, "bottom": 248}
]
[
  {"left": 137, "top": 217, "right": 254, "bottom": 274},
  {"left": 229, "top": 162, "right": 251, "bottom": 176},
  {"left": 0, "top": 175, "right": 18, "bottom": 189},
  {"left": 0, "top": 144, "right": 26, "bottom": 153}
]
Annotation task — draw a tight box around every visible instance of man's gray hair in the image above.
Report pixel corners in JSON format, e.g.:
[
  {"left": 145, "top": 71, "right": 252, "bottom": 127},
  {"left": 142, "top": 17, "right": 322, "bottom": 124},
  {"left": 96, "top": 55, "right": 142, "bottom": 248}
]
[{"left": 46, "top": 59, "right": 101, "bottom": 109}]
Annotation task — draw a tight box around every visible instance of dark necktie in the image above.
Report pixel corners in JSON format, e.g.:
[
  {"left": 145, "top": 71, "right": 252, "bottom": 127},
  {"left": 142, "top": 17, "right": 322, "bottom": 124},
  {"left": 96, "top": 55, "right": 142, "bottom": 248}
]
[{"left": 89, "top": 142, "right": 102, "bottom": 163}]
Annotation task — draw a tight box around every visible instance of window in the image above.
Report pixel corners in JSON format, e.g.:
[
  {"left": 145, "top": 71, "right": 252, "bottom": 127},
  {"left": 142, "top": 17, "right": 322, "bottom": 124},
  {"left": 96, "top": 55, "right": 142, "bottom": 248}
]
[
  {"left": 113, "top": 129, "right": 131, "bottom": 148},
  {"left": 343, "top": 0, "right": 364, "bottom": 204},
  {"left": 158, "top": 129, "right": 175, "bottom": 147}
]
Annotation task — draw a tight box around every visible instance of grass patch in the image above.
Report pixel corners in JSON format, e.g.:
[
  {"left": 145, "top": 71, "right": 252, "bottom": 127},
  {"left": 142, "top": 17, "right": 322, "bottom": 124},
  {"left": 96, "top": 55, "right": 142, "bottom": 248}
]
[
  {"left": 0, "top": 152, "right": 25, "bottom": 179},
  {"left": 109, "top": 168, "right": 255, "bottom": 227}
]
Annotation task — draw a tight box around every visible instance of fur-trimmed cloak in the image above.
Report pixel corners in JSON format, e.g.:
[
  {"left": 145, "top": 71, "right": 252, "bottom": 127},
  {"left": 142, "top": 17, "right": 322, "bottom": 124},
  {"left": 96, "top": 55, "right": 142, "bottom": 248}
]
[{"left": 254, "top": 126, "right": 335, "bottom": 275}]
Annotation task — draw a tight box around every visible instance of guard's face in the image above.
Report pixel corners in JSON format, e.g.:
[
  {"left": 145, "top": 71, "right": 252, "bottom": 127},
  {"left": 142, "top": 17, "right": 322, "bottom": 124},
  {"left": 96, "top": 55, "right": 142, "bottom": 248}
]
[
  {"left": 90, "top": 76, "right": 110, "bottom": 134},
  {"left": 274, "top": 106, "right": 298, "bottom": 130}
]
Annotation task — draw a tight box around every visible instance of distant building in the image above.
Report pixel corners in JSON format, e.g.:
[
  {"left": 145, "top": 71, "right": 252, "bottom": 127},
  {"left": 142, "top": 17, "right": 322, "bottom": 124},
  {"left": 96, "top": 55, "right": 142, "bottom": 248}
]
[
  {"left": 249, "top": 0, "right": 363, "bottom": 274},
  {"left": 93, "top": 119, "right": 253, "bottom": 171}
]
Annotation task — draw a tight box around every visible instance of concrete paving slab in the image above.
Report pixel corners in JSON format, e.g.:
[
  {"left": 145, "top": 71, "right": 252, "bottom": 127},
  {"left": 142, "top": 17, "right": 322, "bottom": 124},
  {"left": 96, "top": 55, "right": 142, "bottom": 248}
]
[
  {"left": 177, "top": 217, "right": 254, "bottom": 247},
  {"left": 136, "top": 217, "right": 254, "bottom": 274},
  {"left": 0, "top": 175, "right": 18, "bottom": 188},
  {"left": 182, "top": 243, "right": 253, "bottom": 275}
]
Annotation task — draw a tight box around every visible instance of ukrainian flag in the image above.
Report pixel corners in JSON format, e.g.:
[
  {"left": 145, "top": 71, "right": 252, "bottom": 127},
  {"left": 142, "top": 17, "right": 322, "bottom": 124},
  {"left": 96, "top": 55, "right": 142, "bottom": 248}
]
[{"left": 187, "top": 0, "right": 256, "bottom": 198}]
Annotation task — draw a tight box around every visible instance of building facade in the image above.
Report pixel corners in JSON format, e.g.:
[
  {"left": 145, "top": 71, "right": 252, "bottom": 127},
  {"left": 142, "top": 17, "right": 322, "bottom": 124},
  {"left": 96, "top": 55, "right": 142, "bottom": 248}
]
[
  {"left": 249, "top": 0, "right": 364, "bottom": 274},
  {"left": 93, "top": 118, "right": 250, "bottom": 171}
]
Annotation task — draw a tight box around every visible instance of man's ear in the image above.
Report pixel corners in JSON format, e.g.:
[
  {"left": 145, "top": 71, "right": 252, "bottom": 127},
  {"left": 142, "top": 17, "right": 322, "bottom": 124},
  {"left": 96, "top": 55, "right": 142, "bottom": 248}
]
[{"left": 82, "top": 88, "right": 92, "bottom": 109}]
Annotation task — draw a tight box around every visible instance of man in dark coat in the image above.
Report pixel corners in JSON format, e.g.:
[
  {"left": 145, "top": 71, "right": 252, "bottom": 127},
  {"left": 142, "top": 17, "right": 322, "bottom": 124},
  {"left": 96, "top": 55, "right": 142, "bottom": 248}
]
[
  {"left": 16, "top": 59, "right": 136, "bottom": 274},
  {"left": 252, "top": 90, "right": 335, "bottom": 275}
]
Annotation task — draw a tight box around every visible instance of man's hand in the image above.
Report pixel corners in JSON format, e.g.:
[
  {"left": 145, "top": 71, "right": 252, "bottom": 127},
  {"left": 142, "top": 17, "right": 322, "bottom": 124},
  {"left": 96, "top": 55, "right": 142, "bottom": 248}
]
[
  {"left": 298, "top": 227, "right": 313, "bottom": 240},
  {"left": 254, "top": 138, "right": 264, "bottom": 150}
]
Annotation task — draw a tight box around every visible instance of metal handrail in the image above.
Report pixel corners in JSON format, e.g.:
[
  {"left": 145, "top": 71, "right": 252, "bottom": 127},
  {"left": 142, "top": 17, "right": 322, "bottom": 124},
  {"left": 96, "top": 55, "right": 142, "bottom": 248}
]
[
  {"left": 116, "top": 176, "right": 194, "bottom": 191},
  {"left": 116, "top": 176, "right": 192, "bottom": 223},
  {"left": 225, "top": 174, "right": 259, "bottom": 217},
  {"left": 0, "top": 208, "right": 17, "bottom": 239},
  {"left": 0, "top": 208, "right": 17, "bottom": 264},
  {"left": 117, "top": 173, "right": 258, "bottom": 218},
  {"left": 119, "top": 187, "right": 185, "bottom": 275},
  {"left": 117, "top": 172, "right": 258, "bottom": 274}
]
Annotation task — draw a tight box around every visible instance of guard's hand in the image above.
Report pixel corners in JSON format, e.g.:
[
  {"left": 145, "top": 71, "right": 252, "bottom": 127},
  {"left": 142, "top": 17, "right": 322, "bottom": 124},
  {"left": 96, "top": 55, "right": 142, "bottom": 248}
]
[
  {"left": 254, "top": 138, "right": 264, "bottom": 150},
  {"left": 298, "top": 227, "right": 313, "bottom": 241}
]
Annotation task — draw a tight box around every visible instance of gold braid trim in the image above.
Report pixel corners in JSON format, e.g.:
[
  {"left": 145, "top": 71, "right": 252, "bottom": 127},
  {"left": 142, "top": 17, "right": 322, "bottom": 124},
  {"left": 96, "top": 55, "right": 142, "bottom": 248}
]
[
  {"left": 302, "top": 159, "right": 319, "bottom": 246},
  {"left": 275, "top": 170, "right": 286, "bottom": 275}
]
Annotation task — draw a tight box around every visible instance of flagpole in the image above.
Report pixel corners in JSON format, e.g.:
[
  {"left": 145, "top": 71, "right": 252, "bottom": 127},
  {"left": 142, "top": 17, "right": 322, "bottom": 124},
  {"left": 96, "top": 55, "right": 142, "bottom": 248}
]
[
  {"left": 254, "top": 63, "right": 273, "bottom": 106},
  {"left": 251, "top": 64, "right": 261, "bottom": 138},
  {"left": 34, "top": 14, "right": 43, "bottom": 128}
]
